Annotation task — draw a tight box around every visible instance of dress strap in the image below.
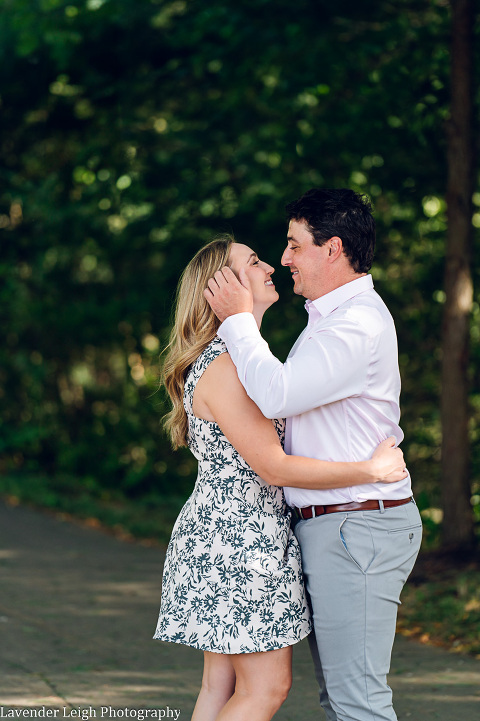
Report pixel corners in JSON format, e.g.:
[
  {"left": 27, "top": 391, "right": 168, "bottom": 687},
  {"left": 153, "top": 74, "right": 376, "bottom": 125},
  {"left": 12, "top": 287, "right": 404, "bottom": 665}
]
[{"left": 183, "top": 336, "right": 228, "bottom": 415}]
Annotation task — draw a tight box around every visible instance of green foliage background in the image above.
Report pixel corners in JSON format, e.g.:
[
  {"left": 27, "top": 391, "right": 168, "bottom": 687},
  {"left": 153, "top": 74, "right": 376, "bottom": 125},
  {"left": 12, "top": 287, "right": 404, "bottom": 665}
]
[{"left": 1, "top": 0, "right": 479, "bottom": 544}]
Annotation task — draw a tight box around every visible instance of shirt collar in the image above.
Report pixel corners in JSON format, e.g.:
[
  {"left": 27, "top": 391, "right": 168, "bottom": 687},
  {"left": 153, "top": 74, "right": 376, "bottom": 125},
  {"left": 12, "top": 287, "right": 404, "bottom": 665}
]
[{"left": 305, "top": 275, "right": 374, "bottom": 319}]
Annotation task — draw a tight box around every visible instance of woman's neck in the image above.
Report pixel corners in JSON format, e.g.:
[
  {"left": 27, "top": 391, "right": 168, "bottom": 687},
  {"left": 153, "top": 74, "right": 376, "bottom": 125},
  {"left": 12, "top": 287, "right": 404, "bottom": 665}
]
[{"left": 252, "top": 306, "right": 265, "bottom": 329}]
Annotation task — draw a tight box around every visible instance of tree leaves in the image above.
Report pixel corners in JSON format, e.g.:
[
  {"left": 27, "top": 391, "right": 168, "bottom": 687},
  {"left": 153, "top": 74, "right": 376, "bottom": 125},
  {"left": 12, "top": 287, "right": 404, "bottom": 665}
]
[{"left": 0, "top": 0, "right": 478, "bottom": 542}]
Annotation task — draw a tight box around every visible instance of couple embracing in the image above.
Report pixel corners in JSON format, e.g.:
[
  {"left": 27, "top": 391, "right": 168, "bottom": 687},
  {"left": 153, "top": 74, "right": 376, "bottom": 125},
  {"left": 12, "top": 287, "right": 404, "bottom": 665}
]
[{"left": 154, "top": 188, "right": 422, "bottom": 721}]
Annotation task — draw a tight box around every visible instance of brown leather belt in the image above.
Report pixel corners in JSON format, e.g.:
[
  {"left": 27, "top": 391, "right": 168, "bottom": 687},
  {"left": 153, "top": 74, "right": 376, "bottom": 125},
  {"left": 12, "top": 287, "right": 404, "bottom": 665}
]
[{"left": 293, "top": 497, "right": 412, "bottom": 520}]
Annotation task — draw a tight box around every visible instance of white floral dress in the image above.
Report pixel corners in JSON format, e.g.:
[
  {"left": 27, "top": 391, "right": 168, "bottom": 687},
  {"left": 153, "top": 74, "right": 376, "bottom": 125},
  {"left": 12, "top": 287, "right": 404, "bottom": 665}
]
[{"left": 153, "top": 337, "right": 311, "bottom": 653}]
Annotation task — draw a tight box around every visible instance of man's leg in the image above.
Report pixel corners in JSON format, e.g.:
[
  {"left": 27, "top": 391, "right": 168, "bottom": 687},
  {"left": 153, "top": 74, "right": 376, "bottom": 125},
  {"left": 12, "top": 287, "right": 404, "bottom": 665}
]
[
  {"left": 307, "top": 628, "right": 338, "bottom": 721},
  {"left": 295, "top": 501, "right": 422, "bottom": 721}
]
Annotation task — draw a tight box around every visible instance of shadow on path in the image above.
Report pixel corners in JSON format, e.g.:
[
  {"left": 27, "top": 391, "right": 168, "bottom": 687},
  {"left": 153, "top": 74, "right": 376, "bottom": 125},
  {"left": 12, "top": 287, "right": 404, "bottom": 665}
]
[{"left": 1, "top": 501, "right": 479, "bottom": 719}]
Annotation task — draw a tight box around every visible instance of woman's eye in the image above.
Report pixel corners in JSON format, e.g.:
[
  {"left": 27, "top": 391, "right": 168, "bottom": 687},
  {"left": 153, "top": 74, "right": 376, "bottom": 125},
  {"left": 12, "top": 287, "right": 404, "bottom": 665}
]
[{"left": 252, "top": 260, "right": 259, "bottom": 265}]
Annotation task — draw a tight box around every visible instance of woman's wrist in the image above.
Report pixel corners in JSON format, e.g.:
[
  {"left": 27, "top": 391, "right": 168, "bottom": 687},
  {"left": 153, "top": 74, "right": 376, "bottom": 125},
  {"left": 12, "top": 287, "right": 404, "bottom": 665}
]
[{"left": 363, "top": 459, "right": 380, "bottom": 483}]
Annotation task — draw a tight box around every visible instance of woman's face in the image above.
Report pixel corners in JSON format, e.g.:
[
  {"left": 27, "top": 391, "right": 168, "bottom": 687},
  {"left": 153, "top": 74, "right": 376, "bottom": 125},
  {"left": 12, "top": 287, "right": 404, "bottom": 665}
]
[{"left": 228, "top": 243, "right": 279, "bottom": 312}]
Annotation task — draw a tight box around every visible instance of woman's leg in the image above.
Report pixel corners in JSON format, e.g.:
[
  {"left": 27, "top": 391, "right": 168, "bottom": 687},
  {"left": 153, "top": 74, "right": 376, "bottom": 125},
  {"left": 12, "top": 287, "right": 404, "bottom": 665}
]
[
  {"left": 192, "top": 651, "right": 236, "bottom": 721},
  {"left": 215, "top": 646, "right": 293, "bottom": 721}
]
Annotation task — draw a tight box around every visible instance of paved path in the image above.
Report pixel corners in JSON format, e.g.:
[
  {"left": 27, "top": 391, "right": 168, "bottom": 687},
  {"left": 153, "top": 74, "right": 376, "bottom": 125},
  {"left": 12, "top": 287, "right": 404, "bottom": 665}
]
[{"left": 1, "top": 500, "right": 479, "bottom": 720}]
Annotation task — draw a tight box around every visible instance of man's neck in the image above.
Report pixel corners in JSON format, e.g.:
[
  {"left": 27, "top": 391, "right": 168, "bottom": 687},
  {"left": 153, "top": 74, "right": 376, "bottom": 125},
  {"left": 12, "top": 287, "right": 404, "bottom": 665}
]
[{"left": 308, "top": 272, "right": 367, "bottom": 302}]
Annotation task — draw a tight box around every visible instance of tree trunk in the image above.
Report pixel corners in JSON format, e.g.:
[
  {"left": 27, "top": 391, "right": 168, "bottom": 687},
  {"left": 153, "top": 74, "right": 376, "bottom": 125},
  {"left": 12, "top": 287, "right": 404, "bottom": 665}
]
[{"left": 441, "top": 0, "right": 475, "bottom": 552}]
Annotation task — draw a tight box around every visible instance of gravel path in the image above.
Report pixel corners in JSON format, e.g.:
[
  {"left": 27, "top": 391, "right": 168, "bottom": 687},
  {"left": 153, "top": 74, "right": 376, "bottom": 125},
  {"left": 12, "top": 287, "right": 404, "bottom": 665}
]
[{"left": 1, "top": 500, "right": 479, "bottom": 719}]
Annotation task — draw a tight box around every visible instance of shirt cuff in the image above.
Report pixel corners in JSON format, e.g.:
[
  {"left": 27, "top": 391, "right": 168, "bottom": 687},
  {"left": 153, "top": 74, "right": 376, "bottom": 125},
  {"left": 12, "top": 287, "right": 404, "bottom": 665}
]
[{"left": 217, "top": 313, "right": 260, "bottom": 345}]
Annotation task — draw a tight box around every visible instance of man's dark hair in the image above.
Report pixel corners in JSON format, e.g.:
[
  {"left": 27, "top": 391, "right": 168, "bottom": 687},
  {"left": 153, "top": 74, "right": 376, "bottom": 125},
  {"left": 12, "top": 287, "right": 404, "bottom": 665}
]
[{"left": 286, "top": 188, "right": 376, "bottom": 273}]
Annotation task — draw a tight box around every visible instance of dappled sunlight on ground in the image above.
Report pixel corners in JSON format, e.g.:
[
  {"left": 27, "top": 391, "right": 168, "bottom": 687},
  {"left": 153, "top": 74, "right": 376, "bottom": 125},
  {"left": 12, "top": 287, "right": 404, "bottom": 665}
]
[{"left": 1, "top": 502, "right": 479, "bottom": 719}]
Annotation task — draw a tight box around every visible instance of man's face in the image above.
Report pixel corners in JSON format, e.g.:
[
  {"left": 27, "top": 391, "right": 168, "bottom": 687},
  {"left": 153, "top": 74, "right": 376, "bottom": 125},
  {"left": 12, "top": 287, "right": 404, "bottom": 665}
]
[{"left": 281, "top": 219, "right": 331, "bottom": 300}]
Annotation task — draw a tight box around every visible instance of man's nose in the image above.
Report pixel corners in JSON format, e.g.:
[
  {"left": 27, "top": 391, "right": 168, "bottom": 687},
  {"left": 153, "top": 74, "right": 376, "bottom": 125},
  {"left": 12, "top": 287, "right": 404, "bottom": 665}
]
[{"left": 281, "top": 248, "right": 291, "bottom": 266}]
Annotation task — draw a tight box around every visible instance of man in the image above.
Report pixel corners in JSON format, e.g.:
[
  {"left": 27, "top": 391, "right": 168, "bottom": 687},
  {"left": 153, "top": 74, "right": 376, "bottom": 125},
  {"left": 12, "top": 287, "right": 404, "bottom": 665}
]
[{"left": 204, "top": 188, "right": 422, "bottom": 720}]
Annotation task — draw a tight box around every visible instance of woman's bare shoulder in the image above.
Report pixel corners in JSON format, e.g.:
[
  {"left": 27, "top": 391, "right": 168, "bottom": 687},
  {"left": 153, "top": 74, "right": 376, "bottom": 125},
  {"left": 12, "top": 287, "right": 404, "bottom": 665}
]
[
  {"left": 192, "top": 346, "right": 250, "bottom": 420},
  {"left": 199, "top": 350, "right": 241, "bottom": 387}
]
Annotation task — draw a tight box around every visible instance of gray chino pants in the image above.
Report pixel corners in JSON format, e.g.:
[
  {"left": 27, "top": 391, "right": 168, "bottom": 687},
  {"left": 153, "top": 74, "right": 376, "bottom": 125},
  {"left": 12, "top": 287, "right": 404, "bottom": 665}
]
[{"left": 294, "top": 500, "right": 422, "bottom": 721}]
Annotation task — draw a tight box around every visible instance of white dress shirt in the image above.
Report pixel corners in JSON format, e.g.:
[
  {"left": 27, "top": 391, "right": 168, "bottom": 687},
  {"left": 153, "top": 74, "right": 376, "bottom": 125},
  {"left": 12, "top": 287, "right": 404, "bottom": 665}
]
[{"left": 218, "top": 274, "right": 413, "bottom": 508}]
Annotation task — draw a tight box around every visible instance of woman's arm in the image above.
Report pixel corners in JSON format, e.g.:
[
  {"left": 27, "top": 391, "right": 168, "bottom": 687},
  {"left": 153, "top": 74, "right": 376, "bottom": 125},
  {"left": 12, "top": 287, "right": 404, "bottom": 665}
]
[{"left": 193, "top": 353, "right": 407, "bottom": 489}]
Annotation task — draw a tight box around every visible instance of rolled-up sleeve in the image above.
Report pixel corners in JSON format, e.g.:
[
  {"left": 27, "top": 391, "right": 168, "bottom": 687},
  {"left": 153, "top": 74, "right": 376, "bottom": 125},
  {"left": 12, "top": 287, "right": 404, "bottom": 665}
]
[{"left": 218, "top": 313, "right": 370, "bottom": 419}]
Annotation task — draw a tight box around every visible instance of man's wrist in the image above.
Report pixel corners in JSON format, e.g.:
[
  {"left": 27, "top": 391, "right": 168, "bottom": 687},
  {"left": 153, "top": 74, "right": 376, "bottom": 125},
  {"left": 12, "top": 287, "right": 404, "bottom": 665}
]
[{"left": 218, "top": 312, "right": 259, "bottom": 343}]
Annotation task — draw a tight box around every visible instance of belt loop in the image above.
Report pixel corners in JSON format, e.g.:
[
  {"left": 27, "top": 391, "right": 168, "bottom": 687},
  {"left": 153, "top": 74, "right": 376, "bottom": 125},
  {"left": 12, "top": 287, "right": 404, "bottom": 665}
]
[
  {"left": 311, "top": 505, "right": 316, "bottom": 518},
  {"left": 378, "top": 500, "right": 385, "bottom": 514}
]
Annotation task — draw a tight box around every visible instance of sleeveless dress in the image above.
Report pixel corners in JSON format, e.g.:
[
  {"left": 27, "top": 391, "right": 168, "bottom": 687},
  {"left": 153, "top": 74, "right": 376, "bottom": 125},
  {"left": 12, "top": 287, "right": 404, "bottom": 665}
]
[{"left": 153, "top": 337, "right": 311, "bottom": 654}]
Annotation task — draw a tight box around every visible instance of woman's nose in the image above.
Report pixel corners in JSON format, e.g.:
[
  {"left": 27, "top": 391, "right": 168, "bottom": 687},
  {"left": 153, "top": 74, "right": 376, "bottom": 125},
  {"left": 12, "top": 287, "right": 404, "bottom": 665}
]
[{"left": 260, "top": 260, "right": 275, "bottom": 274}]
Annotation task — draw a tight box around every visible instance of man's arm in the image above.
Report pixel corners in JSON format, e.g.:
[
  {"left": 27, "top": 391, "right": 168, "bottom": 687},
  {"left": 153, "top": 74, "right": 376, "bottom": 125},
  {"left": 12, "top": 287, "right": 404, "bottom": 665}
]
[
  {"left": 204, "top": 265, "right": 370, "bottom": 419},
  {"left": 217, "top": 312, "right": 370, "bottom": 419}
]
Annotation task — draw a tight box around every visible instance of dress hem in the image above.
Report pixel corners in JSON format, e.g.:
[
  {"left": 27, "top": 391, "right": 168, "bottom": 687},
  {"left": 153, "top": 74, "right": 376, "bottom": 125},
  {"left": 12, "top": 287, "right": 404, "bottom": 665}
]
[{"left": 152, "top": 628, "right": 311, "bottom": 655}]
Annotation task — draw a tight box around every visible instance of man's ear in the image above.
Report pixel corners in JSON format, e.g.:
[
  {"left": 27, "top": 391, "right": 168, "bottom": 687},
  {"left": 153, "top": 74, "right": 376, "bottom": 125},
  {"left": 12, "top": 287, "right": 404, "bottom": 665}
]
[{"left": 327, "top": 236, "right": 343, "bottom": 261}]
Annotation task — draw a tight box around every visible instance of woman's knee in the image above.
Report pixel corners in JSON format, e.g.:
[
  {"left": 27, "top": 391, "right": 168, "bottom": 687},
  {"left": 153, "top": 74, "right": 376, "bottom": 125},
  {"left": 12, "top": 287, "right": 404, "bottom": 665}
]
[
  {"left": 246, "top": 673, "right": 291, "bottom": 717},
  {"left": 267, "top": 666, "right": 292, "bottom": 706},
  {"left": 234, "top": 647, "right": 292, "bottom": 709}
]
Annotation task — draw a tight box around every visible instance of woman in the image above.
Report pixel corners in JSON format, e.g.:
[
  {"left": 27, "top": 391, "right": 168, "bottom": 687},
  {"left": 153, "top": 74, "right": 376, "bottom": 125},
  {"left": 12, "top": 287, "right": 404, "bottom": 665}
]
[{"left": 153, "top": 236, "right": 407, "bottom": 721}]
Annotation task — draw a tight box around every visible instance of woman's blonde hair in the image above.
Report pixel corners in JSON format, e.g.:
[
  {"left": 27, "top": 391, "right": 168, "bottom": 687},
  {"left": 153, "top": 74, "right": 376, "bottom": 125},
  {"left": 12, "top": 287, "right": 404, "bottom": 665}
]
[{"left": 162, "top": 236, "right": 234, "bottom": 448}]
